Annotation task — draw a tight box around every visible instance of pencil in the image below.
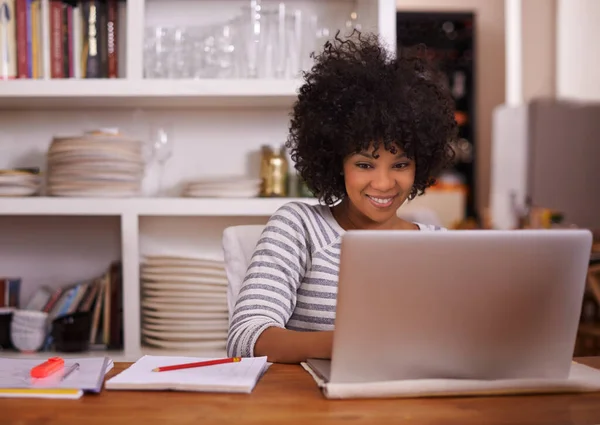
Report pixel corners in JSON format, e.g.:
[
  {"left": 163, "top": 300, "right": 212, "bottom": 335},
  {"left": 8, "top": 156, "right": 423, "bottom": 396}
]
[{"left": 152, "top": 357, "right": 242, "bottom": 372}]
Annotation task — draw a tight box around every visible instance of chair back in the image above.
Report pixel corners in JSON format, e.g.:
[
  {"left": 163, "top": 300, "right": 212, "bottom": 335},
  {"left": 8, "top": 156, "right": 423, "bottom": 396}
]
[{"left": 222, "top": 225, "right": 265, "bottom": 322}]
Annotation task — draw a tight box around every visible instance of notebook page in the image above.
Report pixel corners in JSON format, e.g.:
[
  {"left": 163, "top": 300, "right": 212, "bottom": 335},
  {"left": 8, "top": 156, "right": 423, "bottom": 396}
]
[{"left": 106, "top": 355, "right": 269, "bottom": 393}]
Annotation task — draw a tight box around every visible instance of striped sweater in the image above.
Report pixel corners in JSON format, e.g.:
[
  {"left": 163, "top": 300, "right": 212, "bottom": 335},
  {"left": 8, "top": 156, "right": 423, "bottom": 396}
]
[{"left": 226, "top": 201, "right": 444, "bottom": 357}]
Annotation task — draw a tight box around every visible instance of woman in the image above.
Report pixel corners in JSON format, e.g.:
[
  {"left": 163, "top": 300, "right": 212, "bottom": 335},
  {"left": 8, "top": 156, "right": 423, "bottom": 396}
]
[{"left": 227, "top": 32, "right": 458, "bottom": 363}]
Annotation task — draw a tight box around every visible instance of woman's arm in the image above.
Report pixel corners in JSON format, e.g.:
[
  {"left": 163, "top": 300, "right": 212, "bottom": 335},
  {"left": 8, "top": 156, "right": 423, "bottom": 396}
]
[
  {"left": 254, "top": 328, "right": 333, "bottom": 364},
  {"left": 227, "top": 203, "right": 322, "bottom": 363}
]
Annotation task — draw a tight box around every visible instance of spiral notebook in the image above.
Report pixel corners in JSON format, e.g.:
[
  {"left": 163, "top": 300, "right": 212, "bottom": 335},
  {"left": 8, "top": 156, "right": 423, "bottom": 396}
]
[{"left": 106, "top": 355, "right": 269, "bottom": 394}]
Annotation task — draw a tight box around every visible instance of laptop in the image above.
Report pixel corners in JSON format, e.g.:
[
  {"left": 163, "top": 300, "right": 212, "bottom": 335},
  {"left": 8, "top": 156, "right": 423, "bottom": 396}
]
[{"left": 307, "top": 229, "right": 593, "bottom": 385}]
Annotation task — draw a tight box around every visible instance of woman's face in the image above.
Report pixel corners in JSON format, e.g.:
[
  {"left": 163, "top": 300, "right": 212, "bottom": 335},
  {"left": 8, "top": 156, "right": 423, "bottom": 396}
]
[{"left": 342, "top": 144, "right": 416, "bottom": 224}]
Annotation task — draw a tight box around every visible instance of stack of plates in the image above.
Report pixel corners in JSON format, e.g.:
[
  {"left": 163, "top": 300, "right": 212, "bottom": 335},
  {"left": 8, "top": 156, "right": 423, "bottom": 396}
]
[
  {"left": 0, "top": 169, "right": 41, "bottom": 196},
  {"left": 182, "top": 176, "right": 261, "bottom": 198},
  {"left": 46, "top": 132, "right": 144, "bottom": 197},
  {"left": 140, "top": 255, "right": 229, "bottom": 351}
]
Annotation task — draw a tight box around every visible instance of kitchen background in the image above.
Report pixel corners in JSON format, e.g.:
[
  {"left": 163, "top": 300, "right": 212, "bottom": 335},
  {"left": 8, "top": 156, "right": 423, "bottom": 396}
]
[{"left": 0, "top": 0, "right": 598, "bottom": 359}]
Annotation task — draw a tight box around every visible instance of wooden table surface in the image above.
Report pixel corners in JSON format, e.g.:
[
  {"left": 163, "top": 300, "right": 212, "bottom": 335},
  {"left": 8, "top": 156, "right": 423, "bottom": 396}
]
[{"left": 3, "top": 357, "right": 600, "bottom": 425}]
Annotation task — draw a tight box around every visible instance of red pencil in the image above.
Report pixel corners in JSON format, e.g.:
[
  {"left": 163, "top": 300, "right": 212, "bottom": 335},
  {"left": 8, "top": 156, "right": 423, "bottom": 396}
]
[{"left": 152, "top": 357, "right": 241, "bottom": 372}]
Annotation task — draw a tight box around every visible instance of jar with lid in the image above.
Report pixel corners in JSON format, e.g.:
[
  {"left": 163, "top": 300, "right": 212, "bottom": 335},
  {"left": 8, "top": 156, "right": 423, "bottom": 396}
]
[{"left": 260, "top": 144, "right": 289, "bottom": 197}]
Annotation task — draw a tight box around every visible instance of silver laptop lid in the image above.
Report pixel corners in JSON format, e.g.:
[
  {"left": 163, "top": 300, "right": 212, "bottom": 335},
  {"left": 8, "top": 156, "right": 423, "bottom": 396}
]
[{"left": 330, "top": 229, "right": 592, "bottom": 384}]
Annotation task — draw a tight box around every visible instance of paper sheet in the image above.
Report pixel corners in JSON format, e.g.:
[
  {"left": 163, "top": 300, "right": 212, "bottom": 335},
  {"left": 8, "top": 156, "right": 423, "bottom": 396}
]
[
  {"left": 0, "top": 357, "right": 112, "bottom": 393},
  {"left": 106, "top": 355, "right": 269, "bottom": 393}
]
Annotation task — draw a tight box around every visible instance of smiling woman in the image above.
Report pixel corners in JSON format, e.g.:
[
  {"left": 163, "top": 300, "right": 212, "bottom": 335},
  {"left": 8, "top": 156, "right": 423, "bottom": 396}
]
[{"left": 226, "top": 31, "right": 458, "bottom": 364}]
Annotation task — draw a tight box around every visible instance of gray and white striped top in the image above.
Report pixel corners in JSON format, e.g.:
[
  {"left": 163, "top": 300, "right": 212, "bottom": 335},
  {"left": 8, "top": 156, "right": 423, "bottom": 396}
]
[{"left": 226, "top": 201, "right": 444, "bottom": 357}]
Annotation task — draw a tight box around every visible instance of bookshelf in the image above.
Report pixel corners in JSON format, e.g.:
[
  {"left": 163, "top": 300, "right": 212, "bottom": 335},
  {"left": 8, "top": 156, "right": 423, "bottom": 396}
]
[
  {"left": 0, "top": 0, "right": 465, "bottom": 360},
  {"left": 0, "top": 79, "right": 303, "bottom": 109}
]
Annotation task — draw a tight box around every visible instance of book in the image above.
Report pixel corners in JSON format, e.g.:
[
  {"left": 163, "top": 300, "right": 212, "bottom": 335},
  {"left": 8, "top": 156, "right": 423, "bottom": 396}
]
[
  {"left": 105, "top": 355, "right": 269, "bottom": 394},
  {"left": 0, "top": 388, "right": 83, "bottom": 399},
  {"left": 0, "top": 356, "right": 113, "bottom": 398},
  {"left": 301, "top": 360, "right": 600, "bottom": 399}
]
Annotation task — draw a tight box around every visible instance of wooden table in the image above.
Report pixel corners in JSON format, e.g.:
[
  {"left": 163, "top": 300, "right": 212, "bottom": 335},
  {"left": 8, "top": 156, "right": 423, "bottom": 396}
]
[{"left": 4, "top": 357, "right": 600, "bottom": 425}]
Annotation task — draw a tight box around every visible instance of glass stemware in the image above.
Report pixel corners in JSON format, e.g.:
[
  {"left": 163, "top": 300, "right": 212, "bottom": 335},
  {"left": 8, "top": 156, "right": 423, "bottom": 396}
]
[{"left": 150, "top": 123, "right": 174, "bottom": 196}]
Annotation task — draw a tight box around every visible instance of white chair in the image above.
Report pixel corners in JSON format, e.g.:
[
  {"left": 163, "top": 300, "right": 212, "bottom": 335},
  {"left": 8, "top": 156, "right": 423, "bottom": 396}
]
[{"left": 222, "top": 225, "right": 265, "bottom": 322}]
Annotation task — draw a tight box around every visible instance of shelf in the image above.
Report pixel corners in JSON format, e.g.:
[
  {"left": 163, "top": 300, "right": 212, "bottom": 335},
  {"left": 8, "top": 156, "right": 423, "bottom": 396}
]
[
  {"left": 0, "top": 192, "right": 465, "bottom": 226},
  {"left": 0, "top": 197, "right": 319, "bottom": 216},
  {"left": 0, "top": 79, "right": 302, "bottom": 110}
]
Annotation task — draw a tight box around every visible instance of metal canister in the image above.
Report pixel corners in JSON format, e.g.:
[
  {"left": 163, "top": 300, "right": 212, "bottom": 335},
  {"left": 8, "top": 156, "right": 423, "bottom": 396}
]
[{"left": 260, "top": 145, "right": 288, "bottom": 197}]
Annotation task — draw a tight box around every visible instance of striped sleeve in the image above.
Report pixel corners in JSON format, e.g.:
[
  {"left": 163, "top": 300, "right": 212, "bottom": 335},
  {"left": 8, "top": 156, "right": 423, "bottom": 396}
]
[{"left": 226, "top": 204, "right": 310, "bottom": 357}]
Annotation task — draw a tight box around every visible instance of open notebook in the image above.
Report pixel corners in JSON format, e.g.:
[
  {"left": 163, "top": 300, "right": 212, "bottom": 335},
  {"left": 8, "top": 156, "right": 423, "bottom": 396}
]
[
  {"left": 302, "top": 359, "right": 600, "bottom": 399},
  {"left": 106, "top": 355, "right": 269, "bottom": 394}
]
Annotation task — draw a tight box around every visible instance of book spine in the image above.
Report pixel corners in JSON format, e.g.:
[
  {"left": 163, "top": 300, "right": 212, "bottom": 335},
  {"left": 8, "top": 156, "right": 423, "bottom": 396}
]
[
  {"left": 0, "top": 0, "right": 18, "bottom": 79},
  {"left": 15, "top": 0, "right": 26, "bottom": 77},
  {"left": 30, "top": 0, "right": 36, "bottom": 77},
  {"left": 108, "top": 262, "right": 122, "bottom": 349},
  {"left": 71, "top": 3, "right": 78, "bottom": 77},
  {"left": 106, "top": 0, "right": 115, "bottom": 77},
  {"left": 0, "top": 280, "right": 5, "bottom": 307},
  {"left": 40, "top": 0, "right": 49, "bottom": 78},
  {"left": 25, "top": 0, "right": 31, "bottom": 77},
  {"left": 49, "top": 0, "right": 61, "bottom": 77},
  {"left": 83, "top": 0, "right": 99, "bottom": 78},
  {"left": 8, "top": 278, "right": 20, "bottom": 308},
  {"left": 66, "top": 1, "right": 71, "bottom": 77},
  {"left": 97, "top": 0, "right": 105, "bottom": 77},
  {"left": 61, "top": 1, "right": 67, "bottom": 77}
]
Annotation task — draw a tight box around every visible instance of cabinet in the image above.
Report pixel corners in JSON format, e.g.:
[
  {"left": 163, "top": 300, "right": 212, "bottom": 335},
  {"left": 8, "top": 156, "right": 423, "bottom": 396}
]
[{"left": 0, "top": 0, "right": 462, "bottom": 361}]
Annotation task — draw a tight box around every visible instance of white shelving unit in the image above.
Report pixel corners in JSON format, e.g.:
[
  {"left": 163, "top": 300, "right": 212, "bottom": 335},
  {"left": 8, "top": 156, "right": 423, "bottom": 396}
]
[
  {"left": 0, "top": 79, "right": 303, "bottom": 109},
  {"left": 0, "top": 0, "right": 463, "bottom": 361}
]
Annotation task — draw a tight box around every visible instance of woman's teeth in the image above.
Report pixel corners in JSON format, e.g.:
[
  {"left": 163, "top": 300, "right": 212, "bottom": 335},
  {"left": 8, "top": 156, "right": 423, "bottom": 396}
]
[{"left": 367, "top": 195, "right": 395, "bottom": 207}]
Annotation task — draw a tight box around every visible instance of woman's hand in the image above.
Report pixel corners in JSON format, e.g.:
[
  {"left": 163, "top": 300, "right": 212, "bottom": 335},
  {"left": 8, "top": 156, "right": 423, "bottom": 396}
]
[{"left": 254, "top": 327, "right": 334, "bottom": 364}]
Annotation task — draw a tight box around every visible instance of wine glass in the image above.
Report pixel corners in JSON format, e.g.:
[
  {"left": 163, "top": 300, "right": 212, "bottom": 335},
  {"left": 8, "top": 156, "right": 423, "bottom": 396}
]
[{"left": 150, "top": 123, "right": 174, "bottom": 196}]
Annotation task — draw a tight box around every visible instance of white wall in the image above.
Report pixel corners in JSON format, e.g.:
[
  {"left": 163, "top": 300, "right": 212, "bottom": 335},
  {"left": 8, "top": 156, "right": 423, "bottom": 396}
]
[
  {"left": 557, "top": 0, "right": 600, "bottom": 101},
  {"left": 396, "top": 0, "right": 506, "bottom": 214}
]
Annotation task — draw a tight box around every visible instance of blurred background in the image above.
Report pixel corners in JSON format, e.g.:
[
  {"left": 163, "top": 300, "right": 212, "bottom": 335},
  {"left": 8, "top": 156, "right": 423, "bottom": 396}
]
[{"left": 0, "top": 0, "right": 598, "bottom": 360}]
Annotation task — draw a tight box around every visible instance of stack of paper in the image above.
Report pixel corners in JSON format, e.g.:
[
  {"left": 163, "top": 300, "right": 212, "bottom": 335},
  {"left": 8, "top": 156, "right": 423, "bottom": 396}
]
[
  {"left": 106, "top": 355, "right": 269, "bottom": 393},
  {"left": 0, "top": 357, "right": 113, "bottom": 399}
]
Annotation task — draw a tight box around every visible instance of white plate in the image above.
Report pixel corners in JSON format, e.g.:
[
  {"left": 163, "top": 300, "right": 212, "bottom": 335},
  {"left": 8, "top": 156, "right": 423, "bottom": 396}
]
[
  {"left": 142, "top": 316, "right": 229, "bottom": 327},
  {"left": 142, "top": 309, "right": 228, "bottom": 320},
  {"left": 48, "top": 160, "right": 144, "bottom": 172},
  {"left": 183, "top": 188, "right": 260, "bottom": 198},
  {"left": 143, "top": 336, "right": 226, "bottom": 350},
  {"left": 141, "top": 328, "right": 227, "bottom": 341},
  {"left": 0, "top": 175, "right": 41, "bottom": 184},
  {"left": 48, "top": 171, "right": 142, "bottom": 183},
  {"left": 143, "top": 256, "right": 224, "bottom": 268},
  {"left": 141, "top": 265, "right": 226, "bottom": 278},
  {"left": 0, "top": 186, "right": 39, "bottom": 196},
  {"left": 48, "top": 189, "right": 140, "bottom": 197},
  {"left": 186, "top": 176, "right": 261, "bottom": 185},
  {"left": 141, "top": 273, "right": 228, "bottom": 285},
  {"left": 141, "top": 282, "right": 227, "bottom": 293},
  {"left": 142, "top": 289, "right": 226, "bottom": 300},
  {"left": 142, "top": 300, "right": 228, "bottom": 313},
  {"left": 142, "top": 296, "right": 226, "bottom": 306},
  {"left": 47, "top": 150, "right": 142, "bottom": 163},
  {"left": 142, "top": 320, "right": 229, "bottom": 332}
]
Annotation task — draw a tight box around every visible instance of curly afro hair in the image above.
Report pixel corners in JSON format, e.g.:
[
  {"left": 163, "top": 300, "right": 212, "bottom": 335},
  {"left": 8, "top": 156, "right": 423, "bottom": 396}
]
[{"left": 286, "top": 31, "right": 458, "bottom": 205}]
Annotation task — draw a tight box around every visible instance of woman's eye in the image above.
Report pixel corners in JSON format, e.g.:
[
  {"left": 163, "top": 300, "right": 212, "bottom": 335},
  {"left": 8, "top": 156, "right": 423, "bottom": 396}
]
[
  {"left": 356, "top": 163, "right": 372, "bottom": 169},
  {"left": 394, "top": 163, "right": 409, "bottom": 169}
]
